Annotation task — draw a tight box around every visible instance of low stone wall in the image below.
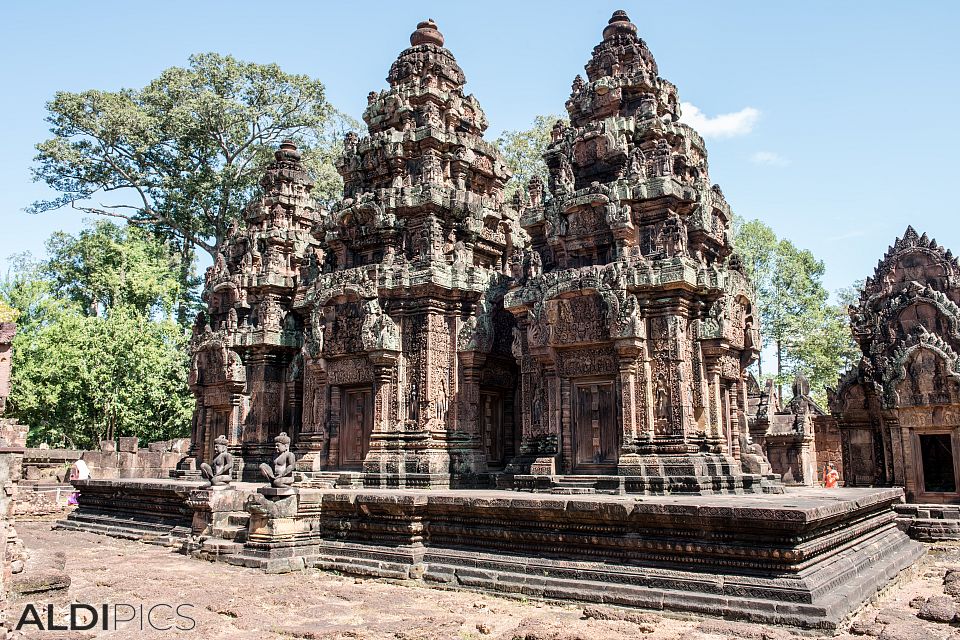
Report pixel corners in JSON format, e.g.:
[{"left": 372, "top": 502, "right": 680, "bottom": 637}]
[
  {"left": 895, "top": 503, "right": 960, "bottom": 541},
  {"left": 13, "top": 486, "right": 70, "bottom": 518},
  {"left": 57, "top": 478, "right": 205, "bottom": 545},
  {"left": 22, "top": 448, "right": 80, "bottom": 483},
  {"left": 80, "top": 437, "right": 189, "bottom": 480}
]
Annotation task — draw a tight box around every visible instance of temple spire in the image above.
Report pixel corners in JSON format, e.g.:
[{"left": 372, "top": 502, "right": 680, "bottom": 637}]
[
  {"left": 602, "top": 9, "right": 638, "bottom": 40},
  {"left": 410, "top": 18, "right": 444, "bottom": 47}
]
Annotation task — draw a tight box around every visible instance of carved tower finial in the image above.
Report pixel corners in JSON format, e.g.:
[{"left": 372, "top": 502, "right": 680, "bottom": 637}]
[{"left": 410, "top": 19, "right": 444, "bottom": 47}]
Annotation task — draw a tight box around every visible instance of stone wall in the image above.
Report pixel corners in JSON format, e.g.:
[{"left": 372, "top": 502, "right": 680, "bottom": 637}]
[
  {"left": 0, "top": 417, "right": 28, "bottom": 636},
  {"left": 13, "top": 488, "right": 65, "bottom": 518},
  {"left": 22, "top": 447, "right": 81, "bottom": 483},
  {"left": 81, "top": 437, "right": 189, "bottom": 479},
  {"left": 814, "top": 415, "right": 843, "bottom": 484}
]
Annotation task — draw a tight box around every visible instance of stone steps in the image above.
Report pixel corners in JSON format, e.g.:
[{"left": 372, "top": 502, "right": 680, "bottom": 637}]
[{"left": 211, "top": 524, "right": 247, "bottom": 543}]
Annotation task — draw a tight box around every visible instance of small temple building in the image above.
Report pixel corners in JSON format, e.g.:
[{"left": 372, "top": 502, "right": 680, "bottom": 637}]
[
  {"left": 829, "top": 227, "right": 960, "bottom": 503},
  {"left": 746, "top": 373, "right": 831, "bottom": 486},
  {"left": 189, "top": 18, "right": 523, "bottom": 487},
  {"left": 503, "top": 10, "right": 766, "bottom": 492}
]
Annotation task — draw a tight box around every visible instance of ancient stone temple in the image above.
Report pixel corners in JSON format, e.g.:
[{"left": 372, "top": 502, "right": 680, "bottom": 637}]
[
  {"left": 188, "top": 139, "right": 324, "bottom": 476},
  {"left": 188, "top": 19, "right": 524, "bottom": 486},
  {"left": 829, "top": 227, "right": 960, "bottom": 502},
  {"left": 504, "top": 10, "right": 767, "bottom": 493},
  {"left": 63, "top": 15, "right": 926, "bottom": 628}
]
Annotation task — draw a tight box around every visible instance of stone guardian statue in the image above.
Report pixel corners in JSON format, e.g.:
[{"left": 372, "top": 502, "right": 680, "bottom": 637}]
[
  {"left": 199, "top": 435, "right": 234, "bottom": 488},
  {"left": 259, "top": 432, "right": 297, "bottom": 488}
]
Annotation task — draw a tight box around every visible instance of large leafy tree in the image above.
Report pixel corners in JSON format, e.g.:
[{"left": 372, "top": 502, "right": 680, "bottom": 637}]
[
  {"left": 495, "top": 114, "right": 565, "bottom": 199},
  {"left": 30, "top": 53, "right": 354, "bottom": 322},
  {"left": 734, "top": 218, "right": 855, "bottom": 404},
  {"left": 1, "top": 223, "right": 194, "bottom": 448},
  {"left": 31, "top": 53, "right": 342, "bottom": 257}
]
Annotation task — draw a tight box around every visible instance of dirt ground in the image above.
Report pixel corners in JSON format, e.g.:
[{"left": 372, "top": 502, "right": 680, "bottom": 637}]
[{"left": 8, "top": 521, "right": 960, "bottom": 640}]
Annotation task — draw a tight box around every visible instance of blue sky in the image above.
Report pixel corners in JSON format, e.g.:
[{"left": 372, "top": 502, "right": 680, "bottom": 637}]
[{"left": 2, "top": 2, "right": 958, "bottom": 297}]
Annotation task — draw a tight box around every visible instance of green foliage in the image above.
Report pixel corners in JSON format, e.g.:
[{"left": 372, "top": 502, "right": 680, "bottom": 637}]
[
  {"left": 734, "top": 217, "right": 857, "bottom": 404},
  {"left": 495, "top": 114, "right": 565, "bottom": 198},
  {"left": 1, "top": 223, "right": 194, "bottom": 448},
  {"left": 30, "top": 52, "right": 346, "bottom": 261},
  {"left": 0, "top": 301, "right": 18, "bottom": 323},
  {"left": 8, "top": 308, "right": 192, "bottom": 448},
  {"left": 44, "top": 220, "right": 183, "bottom": 318}
]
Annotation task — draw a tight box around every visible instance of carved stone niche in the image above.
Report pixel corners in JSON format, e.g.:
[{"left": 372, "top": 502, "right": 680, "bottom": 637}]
[{"left": 544, "top": 293, "right": 609, "bottom": 347}]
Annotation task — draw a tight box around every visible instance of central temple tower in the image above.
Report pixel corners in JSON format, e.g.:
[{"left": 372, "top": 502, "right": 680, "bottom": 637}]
[
  {"left": 504, "top": 11, "right": 772, "bottom": 492},
  {"left": 292, "top": 20, "right": 524, "bottom": 486}
]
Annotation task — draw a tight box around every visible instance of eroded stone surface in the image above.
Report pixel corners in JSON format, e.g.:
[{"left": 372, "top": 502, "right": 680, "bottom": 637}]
[{"left": 9, "top": 523, "right": 958, "bottom": 640}]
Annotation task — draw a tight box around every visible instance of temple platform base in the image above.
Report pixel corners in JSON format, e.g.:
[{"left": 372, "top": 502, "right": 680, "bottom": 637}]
[
  {"left": 59, "top": 479, "right": 923, "bottom": 628},
  {"left": 222, "top": 486, "right": 921, "bottom": 628}
]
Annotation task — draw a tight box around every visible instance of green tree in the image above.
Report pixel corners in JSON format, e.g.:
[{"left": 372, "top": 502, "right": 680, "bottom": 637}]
[
  {"left": 8, "top": 308, "right": 192, "bottom": 448},
  {"left": 734, "top": 218, "right": 847, "bottom": 401},
  {"left": 29, "top": 53, "right": 354, "bottom": 322},
  {"left": 0, "top": 301, "right": 18, "bottom": 324},
  {"left": 788, "top": 301, "right": 859, "bottom": 407},
  {"left": 496, "top": 114, "right": 565, "bottom": 198},
  {"left": 1, "top": 223, "right": 194, "bottom": 448},
  {"left": 44, "top": 220, "right": 183, "bottom": 318}
]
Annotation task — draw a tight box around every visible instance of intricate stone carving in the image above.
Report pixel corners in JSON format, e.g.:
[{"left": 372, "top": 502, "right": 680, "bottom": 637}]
[
  {"left": 504, "top": 11, "right": 764, "bottom": 489},
  {"left": 829, "top": 227, "right": 960, "bottom": 500}
]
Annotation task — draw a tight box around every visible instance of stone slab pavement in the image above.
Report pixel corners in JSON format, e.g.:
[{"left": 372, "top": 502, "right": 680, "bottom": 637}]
[{"left": 8, "top": 521, "right": 960, "bottom": 640}]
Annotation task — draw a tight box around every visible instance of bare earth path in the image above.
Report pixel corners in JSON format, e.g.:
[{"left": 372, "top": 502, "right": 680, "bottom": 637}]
[{"left": 9, "top": 521, "right": 960, "bottom": 640}]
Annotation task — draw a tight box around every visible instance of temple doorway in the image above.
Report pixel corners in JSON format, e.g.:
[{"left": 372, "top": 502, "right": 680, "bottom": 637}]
[
  {"left": 919, "top": 433, "right": 957, "bottom": 494},
  {"left": 480, "top": 389, "right": 517, "bottom": 469},
  {"left": 571, "top": 380, "right": 619, "bottom": 473},
  {"left": 339, "top": 386, "right": 373, "bottom": 469}
]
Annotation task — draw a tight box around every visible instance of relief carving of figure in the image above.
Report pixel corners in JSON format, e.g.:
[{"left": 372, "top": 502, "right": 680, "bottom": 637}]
[
  {"left": 528, "top": 176, "right": 544, "bottom": 207},
  {"left": 558, "top": 157, "right": 575, "bottom": 194},
  {"left": 511, "top": 327, "right": 524, "bottom": 359},
  {"left": 226, "top": 350, "right": 245, "bottom": 382},
  {"left": 408, "top": 381, "right": 420, "bottom": 424},
  {"left": 628, "top": 147, "right": 646, "bottom": 178}
]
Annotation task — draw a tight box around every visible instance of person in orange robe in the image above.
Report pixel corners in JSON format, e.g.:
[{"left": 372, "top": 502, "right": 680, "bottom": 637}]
[{"left": 824, "top": 462, "right": 840, "bottom": 488}]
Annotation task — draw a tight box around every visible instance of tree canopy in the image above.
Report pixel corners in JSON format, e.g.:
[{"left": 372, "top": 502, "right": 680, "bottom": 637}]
[
  {"left": 44, "top": 220, "right": 183, "bottom": 318},
  {"left": 31, "top": 52, "right": 355, "bottom": 322},
  {"left": 734, "top": 218, "right": 858, "bottom": 405},
  {"left": 495, "top": 114, "right": 565, "bottom": 198},
  {"left": 1, "top": 222, "right": 193, "bottom": 448}
]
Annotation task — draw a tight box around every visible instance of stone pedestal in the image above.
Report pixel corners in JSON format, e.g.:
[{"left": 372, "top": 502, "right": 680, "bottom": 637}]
[
  {"left": 184, "top": 485, "right": 253, "bottom": 559},
  {"left": 221, "top": 486, "right": 325, "bottom": 572}
]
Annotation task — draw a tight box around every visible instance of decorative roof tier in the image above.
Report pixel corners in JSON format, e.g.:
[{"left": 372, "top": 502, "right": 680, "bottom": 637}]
[
  {"left": 328, "top": 19, "right": 523, "bottom": 273},
  {"left": 520, "top": 10, "right": 732, "bottom": 273}
]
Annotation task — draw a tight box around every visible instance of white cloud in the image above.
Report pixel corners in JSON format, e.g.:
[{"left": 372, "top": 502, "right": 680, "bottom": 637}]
[
  {"left": 749, "top": 151, "right": 789, "bottom": 167},
  {"left": 679, "top": 102, "right": 760, "bottom": 139}
]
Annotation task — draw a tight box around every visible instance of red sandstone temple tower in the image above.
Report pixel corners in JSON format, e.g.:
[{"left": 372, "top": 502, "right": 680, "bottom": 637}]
[
  {"left": 830, "top": 227, "right": 960, "bottom": 501},
  {"left": 189, "top": 141, "right": 324, "bottom": 476},
  {"left": 291, "top": 20, "right": 523, "bottom": 486},
  {"left": 504, "top": 11, "right": 770, "bottom": 492}
]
